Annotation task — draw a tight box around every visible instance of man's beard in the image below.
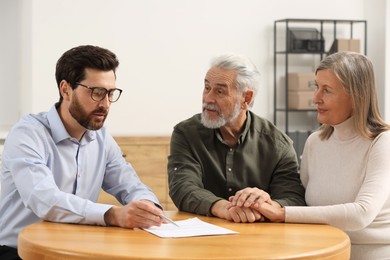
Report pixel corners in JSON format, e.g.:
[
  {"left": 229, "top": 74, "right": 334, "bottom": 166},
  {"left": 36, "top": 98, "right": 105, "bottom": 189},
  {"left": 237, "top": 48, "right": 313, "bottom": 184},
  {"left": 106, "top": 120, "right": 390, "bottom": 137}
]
[
  {"left": 69, "top": 95, "right": 108, "bottom": 130},
  {"left": 201, "top": 102, "right": 241, "bottom": 129}
]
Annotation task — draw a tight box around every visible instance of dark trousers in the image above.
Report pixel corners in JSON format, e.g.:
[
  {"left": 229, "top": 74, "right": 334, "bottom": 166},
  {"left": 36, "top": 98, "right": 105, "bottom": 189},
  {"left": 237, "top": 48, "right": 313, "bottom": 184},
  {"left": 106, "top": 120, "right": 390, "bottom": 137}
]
[{"left": 0, "top": 245, "right": 22, "bottom": 260}]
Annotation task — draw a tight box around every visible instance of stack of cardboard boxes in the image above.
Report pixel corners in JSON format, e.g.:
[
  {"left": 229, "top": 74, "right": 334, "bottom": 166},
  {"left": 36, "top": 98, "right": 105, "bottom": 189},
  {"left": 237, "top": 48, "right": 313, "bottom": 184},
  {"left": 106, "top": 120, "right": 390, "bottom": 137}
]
[
  {"left": 328, "top": 39, "right": 360, "bottom": 54},
  {"left": 288, "top": 72, "right": 316, "bottom": 110},
  {"left": 288, "top": 39, "right": 360, "bottom": 110},
  {"left": 287, "top": 38, "right": 360, "bottom": 110}
]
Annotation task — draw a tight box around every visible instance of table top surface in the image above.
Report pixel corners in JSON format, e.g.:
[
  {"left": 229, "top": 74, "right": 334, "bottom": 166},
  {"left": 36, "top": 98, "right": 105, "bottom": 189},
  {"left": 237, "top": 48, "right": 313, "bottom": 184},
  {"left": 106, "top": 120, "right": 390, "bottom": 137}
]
[{"left": 18, "top": 211, "right": 350, "bottom": 260}]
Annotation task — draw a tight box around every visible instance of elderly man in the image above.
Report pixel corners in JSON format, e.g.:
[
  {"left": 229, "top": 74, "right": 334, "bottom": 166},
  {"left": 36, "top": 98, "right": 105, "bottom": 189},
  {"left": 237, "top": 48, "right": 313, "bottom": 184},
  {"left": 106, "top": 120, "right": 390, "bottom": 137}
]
[{"left": 168, "top": 53, "right": 305, "bottom": 223}]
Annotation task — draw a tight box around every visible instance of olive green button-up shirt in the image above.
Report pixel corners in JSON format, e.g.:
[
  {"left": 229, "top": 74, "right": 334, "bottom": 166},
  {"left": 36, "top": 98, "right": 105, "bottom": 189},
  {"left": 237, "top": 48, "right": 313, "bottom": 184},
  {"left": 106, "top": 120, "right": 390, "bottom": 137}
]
[{"left": 168, "top": 111, "right": 305, "bottom": 216}]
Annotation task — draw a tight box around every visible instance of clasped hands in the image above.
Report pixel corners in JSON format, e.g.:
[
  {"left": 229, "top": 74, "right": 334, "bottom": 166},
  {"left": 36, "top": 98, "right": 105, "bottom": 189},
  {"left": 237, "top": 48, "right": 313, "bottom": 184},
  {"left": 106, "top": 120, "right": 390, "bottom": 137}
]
[{"left": 211, "top": 187, "right": 285, "bottom": 223}]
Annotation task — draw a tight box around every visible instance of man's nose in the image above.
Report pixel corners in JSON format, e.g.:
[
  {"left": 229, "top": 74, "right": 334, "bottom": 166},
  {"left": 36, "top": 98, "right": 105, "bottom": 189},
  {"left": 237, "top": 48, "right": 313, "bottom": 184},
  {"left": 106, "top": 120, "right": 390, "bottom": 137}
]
[
  {"left": 203, "top": 91, "right": 216, "bottom": 104},
  {"left": 99, "top": 94, "right": 111, "bottom": 108}
]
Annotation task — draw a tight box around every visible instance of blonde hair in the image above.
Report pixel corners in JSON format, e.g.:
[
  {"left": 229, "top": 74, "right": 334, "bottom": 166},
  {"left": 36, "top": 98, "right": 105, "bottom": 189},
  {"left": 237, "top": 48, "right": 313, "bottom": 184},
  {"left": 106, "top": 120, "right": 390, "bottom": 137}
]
[{"left": 316, "top": 52, "right": 390, "bottom": 140}]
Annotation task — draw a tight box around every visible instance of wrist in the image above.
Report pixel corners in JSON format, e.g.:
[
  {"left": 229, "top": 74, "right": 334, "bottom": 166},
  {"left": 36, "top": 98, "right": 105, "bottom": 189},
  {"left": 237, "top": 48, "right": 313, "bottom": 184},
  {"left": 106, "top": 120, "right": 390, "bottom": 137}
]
[
  {"left": 210, "top": 199, "right": 228, "bottom": 218},
  {"left": 270, "top": 200, "right": 286, "bottom": 222},
  {"left": 104, "top": 206, "right": 119, "bottom": 226},
  {"left": 278, "top": 207, "right": 286, "bottom": 222}
]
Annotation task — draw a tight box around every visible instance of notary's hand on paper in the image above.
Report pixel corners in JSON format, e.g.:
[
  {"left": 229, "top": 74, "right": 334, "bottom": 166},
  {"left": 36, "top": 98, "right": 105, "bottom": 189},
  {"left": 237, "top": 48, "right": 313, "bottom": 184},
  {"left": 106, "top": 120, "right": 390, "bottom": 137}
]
[{"left": 104, "top": 200, "right": 164, "bottom": 229}]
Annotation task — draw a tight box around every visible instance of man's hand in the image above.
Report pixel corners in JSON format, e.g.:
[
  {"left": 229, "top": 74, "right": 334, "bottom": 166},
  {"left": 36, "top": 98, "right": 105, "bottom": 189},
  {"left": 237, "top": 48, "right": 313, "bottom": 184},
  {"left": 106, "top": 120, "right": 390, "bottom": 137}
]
[
  {"left": 210, "top": 200, "right": 233, "bottom": 221},
  {"left": 211, "top": 199, "right": 263, "bottom": 223},
  {"left": 104, "top": 200, "right": 164, "bottom": 229},
  {"left": 228, "top": 205, "right": 263, "bottom": 223}
]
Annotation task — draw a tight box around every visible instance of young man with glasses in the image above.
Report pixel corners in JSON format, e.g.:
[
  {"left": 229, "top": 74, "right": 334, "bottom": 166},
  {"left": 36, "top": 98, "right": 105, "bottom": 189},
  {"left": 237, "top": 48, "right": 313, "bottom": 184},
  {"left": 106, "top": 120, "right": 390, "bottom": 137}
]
[{"left": 0, "top": 45, "right": 165, "bottom": 259}]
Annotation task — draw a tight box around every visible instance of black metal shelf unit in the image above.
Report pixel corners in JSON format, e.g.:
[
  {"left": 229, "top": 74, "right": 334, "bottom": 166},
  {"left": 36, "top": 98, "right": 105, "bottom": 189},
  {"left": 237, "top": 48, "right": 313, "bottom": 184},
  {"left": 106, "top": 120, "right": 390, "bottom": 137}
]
[
  {"left": 273, "top": 19, "right": 366, "bottom": 159},
  {"left": 273, "top": 18, "right": 367, "bottom": 134}
]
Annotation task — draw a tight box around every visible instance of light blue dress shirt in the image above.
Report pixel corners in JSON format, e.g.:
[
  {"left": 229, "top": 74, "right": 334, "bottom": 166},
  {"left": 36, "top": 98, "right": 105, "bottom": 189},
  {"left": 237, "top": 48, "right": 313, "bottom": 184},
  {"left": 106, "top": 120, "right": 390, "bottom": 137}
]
[{"left": 0, "top": 105, "right": 160, "bottom": 248}]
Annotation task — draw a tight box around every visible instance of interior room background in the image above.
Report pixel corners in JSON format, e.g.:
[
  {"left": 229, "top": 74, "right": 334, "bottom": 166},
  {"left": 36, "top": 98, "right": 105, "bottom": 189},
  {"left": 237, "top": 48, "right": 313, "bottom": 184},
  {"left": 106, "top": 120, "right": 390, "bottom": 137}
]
[{"left": 1, "top": 0, "right": 389, "bottom": 140}]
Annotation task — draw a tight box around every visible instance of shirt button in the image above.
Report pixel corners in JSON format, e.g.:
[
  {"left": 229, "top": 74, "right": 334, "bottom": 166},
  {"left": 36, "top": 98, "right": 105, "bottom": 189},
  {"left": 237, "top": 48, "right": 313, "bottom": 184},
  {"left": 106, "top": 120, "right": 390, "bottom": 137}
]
[
  {"left": 230, "top": 148, "right": 233, "bottom": 152},
  {"left": 228, "top": 168, "right": 232, "bottom": 171},
  {"left": 174, "top": 167, "right": 177, "bottom": 171},
  {"left": 228, "top": 188, "right": 232, "bottom": 192}
]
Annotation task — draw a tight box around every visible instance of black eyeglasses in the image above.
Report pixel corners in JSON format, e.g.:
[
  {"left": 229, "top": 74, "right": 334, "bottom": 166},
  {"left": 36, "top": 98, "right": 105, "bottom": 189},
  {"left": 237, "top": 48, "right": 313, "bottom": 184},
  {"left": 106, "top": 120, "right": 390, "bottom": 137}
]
[{"left": 75, "top": 82, "right": 123, "bottom": 103}]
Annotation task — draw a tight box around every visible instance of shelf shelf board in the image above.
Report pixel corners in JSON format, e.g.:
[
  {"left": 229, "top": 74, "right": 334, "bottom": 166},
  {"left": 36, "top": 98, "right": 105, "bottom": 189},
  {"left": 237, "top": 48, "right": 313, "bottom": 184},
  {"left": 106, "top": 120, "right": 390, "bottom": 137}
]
[
  {"left": 275, "top": 18, "right": 366, "bottom": 24},
  {"left": 276, "top": 109, "right": 317, "bottom": 112},
  {"left": 275, "top": 51, "right": 327, "bottom": 55}
]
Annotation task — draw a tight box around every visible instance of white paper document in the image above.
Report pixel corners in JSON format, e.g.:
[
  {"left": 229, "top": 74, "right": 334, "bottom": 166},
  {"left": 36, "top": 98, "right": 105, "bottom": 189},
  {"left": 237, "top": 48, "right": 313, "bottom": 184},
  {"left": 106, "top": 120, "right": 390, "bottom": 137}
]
[{"left": 143, "top": 217, "right": 238, "bottom": 238}]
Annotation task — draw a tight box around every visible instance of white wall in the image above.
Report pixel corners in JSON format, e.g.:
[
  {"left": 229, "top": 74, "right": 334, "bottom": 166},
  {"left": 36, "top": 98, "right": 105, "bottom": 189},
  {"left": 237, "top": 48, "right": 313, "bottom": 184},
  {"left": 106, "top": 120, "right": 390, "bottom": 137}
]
[
  {"left": 385, "top": 0, "right": 390, "bottom": 122},
  {"left": 2, "top": 0, "right": 387, "bottom": 136},
  {"left": 0, "top": 0, "right": 22, "bottom": 135},
  {"left": 363, "top": 0, "right": 387, "bottom": 116}
]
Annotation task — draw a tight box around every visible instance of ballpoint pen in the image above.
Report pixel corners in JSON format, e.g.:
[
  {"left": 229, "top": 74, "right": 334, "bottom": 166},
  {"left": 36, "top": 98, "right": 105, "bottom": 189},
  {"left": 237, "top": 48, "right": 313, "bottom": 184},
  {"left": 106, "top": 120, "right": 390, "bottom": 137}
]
[{"left": 159, "top": 214, "right": 180, "bottom": 227}]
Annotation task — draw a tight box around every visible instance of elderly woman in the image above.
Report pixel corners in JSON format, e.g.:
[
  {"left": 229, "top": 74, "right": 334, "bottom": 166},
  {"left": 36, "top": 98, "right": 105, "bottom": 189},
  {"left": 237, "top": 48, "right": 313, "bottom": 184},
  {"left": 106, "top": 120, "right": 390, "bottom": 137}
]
[{"left": 232, "top": 52, "right": 390, "bottom": 259}]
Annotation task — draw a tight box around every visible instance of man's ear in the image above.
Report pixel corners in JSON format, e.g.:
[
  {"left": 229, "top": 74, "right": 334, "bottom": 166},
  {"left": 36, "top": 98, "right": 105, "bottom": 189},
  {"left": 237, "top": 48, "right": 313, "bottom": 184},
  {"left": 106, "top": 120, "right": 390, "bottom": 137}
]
[
  {"left": 242, "top": 90, "right": 254, "bottom": 109},
  {"left": 59, "top": 80, "right": 71, "bottom": 99}
]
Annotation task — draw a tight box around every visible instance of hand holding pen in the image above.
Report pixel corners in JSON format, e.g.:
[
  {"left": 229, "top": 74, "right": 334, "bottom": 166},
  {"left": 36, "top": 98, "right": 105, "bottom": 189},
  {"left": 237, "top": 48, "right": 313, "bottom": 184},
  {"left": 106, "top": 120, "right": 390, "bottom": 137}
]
[{"left": 160, "top": 214, "right": 180, "bottom": 227}]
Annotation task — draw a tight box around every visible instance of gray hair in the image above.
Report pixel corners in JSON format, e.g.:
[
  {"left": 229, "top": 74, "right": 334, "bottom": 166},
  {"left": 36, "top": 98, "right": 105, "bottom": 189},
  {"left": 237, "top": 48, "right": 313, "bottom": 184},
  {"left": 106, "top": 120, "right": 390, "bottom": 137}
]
[
  {"left": 211, "top": 53, "right": 260, "bottom": 106},
  {"left": 316, "top": 51, "right": 390, "bottom": 140}
]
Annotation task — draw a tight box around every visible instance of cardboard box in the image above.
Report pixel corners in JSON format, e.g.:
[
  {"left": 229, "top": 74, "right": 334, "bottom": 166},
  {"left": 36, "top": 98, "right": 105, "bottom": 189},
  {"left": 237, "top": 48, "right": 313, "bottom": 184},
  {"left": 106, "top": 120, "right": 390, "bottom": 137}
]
[
  {"left": 288, "top": 91, "right": 316, "bottom": 110},
  {"left": 328, "top": 39, "right": 360, "bottom": 54},
  {"left": 288, "top": 72, "right": 316, "bottom": 91}
]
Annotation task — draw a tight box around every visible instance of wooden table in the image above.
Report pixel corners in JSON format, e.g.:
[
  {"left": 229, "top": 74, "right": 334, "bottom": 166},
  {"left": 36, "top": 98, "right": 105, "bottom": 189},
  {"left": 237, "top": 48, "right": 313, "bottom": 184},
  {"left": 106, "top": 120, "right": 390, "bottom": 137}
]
[{"left": 18, "top": 211, "right": 350, "bottom": 260}]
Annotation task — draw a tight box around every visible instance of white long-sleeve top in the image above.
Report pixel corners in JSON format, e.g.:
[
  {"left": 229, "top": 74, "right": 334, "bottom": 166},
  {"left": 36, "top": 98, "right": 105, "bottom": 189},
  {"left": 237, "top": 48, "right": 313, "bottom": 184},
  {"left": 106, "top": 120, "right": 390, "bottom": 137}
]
[{"left": 285, "top": 117, "right": 390, "bottom": 257}]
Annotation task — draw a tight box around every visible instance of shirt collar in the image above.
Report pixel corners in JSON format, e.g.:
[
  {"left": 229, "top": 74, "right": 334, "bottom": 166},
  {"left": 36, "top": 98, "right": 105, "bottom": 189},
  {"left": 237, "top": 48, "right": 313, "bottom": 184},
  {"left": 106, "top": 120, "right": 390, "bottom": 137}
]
[
  {"left": 215, "top": 111, "right": 252, "bottom": 146},
  {"left": 48, "top": 104, "right": 96, "bottom": 144},
  {"left": 239, "top": 111, "right": 252, "bottom": 144}
]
